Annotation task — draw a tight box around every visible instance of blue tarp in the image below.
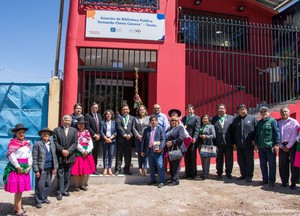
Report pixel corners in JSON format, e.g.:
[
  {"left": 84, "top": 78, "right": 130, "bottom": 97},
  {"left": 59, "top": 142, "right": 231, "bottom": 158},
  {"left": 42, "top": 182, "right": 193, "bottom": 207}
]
[{"left": 0, "top": 83, "right": 49, "bottom": 188}]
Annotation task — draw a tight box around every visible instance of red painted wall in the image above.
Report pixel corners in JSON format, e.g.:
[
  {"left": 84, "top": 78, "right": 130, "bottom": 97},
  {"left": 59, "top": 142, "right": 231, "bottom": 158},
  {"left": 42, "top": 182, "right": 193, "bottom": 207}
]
[{"left": 62, "top": 0, "right": 186, "bottom": 116}]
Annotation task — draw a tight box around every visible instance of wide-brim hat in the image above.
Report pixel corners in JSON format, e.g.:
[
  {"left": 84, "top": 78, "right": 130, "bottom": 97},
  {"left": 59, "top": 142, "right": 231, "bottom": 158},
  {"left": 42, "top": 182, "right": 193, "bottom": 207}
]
[
  {"left": 77, "top": 116, "right": 87, "bottom": 124},
  {"left": 11, "top": 124, "right": 29, "bottom": 133},
  {"left": 168, "top": 109, "right": 182, "bottom": 117},
  {"left": 38, "top": 127, "right": 54, "bottom": 136}
]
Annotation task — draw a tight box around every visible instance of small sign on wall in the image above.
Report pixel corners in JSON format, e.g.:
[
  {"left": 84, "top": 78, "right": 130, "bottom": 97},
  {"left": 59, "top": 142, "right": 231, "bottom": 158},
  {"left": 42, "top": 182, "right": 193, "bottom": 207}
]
[{"left": 86, "top": 10, "right": 165, "bottom": 41}]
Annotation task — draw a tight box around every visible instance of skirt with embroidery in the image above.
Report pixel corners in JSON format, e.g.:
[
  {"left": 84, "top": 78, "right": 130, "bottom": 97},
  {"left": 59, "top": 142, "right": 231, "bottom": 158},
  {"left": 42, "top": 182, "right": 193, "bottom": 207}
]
[
  {"left": 71, "top": 154, "right": 95, "bottom": 175},
  {"left": 4, "top": 159, "right": 31, "bottom": 193}
]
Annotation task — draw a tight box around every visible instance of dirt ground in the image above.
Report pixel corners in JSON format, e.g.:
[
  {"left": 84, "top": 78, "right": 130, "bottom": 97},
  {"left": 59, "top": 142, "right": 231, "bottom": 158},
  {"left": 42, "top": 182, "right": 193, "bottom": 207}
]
[{"left": 0, "top": 164, "right": 300, "bottom": 216}]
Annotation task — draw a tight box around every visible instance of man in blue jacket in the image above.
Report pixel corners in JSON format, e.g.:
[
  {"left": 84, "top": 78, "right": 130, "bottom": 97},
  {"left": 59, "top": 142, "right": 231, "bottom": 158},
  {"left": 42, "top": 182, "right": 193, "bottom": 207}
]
[{"left": 141, "top": 115, "right": 166, "bottom": 188}]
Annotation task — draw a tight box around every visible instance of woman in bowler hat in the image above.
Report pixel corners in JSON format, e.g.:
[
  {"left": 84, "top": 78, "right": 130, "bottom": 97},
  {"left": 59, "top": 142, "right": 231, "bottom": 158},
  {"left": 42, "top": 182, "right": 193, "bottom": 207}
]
[
  {"left": 32, "top": 127, "right": 58, "bottom": 208},
  {"left": 71, "top": 117, "right": 95, "bottom": 191},
  {"left": 3, "top": 124, "right": 32, "bottom": 216}
]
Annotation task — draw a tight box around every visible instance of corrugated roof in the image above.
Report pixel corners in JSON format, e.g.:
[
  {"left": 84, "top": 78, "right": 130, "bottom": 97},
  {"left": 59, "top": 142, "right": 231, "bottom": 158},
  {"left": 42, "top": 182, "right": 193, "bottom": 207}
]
[{"left": 254, "top": 0, "right": 298, "bottom": 10}]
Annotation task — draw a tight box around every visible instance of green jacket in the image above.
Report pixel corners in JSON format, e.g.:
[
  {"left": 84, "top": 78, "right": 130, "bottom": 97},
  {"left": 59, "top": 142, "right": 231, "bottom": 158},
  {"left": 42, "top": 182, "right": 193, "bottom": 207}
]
[{"left": 255, "top": 117, "right": 280, "bottom": 148}]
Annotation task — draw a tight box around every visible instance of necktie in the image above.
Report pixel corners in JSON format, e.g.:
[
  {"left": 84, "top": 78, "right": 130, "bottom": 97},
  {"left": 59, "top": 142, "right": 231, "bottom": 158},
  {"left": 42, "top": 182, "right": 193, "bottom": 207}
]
[
  {"left": 94, "top": 114, "right": 99, "bottom": 133},
  {"left": 150, "top": 127, "right": 155, "bottom": 148}
]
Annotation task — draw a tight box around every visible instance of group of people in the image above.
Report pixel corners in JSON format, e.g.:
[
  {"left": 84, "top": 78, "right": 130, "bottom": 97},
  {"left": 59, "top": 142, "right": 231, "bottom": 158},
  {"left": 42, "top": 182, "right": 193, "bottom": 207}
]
[{"left": 3, "top": 101, "right": 300, "bottom": 215}]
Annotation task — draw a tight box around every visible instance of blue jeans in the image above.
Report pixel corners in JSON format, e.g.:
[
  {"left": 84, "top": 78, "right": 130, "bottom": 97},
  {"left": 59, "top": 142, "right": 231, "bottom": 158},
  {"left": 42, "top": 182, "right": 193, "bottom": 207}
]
[
  {"left": 102, "top": 142, "right": 115, "bottom": 168},
  {"left": 258, "top": 148, "right": 276, "bottom": 183},
  {"left": 148, "top": 150, "right": 165, "bottom": 184},
  {"left": 135, "top": 139, "right": 148, "bottom": 169}
]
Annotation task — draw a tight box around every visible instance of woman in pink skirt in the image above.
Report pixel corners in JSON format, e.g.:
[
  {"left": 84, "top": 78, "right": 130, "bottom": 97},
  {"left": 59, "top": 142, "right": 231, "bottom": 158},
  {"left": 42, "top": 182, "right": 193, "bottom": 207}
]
[
  {"left": 3, "top": 124, "right": 32, "bottom": 216},
  {"left": 71, "top": 117, "right": 95, "bottom": 191}
]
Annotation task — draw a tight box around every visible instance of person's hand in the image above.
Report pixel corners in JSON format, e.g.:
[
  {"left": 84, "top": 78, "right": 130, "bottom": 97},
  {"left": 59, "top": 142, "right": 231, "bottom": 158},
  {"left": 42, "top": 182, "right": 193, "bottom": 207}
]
[
  {"left": 192, "top": 138, "right": 196, "bottom": 144},
  {"left": 282, "top": 146, "right": 289, "bottom": 152},
  {"left": 94, "top": 134, "right": 100, "bottom": 141},
  {"left": 254, "top": 145, "right": 258, "bottom": 152},
  {"left": 141, "top": 152, "right": 145, "bottom": 157},
  {"left": 52, "top": 169, "right": 57, "bottom": 175},
  {"left": 17, "top": 167, "right": 23, "bottom": 174},
  {"left": 24, "top": 166, "right": 31, "bottom": 174},
  {"left": 83, "top": 151, "right": 88, "bottom": 157},
  {"left": 126, "top": 134, "right": 131, "bottom": 140},
  {"left": 273, "top": 145, "right": 279, "bottom": 154},
  {"left": 138, "top": 135, "right": 142, "bottom": 142},
  {"left": 35, "top": 172, "right": 41, "bottom": 178},
  {"left": 200, "top": 134, "right": 206, "bottom": 139},
  {"left": 62, "top": 150, "right": 69, "bottom": 157},
  {"left": 233, "top": 144, "right": 237, "bottom": 151}
]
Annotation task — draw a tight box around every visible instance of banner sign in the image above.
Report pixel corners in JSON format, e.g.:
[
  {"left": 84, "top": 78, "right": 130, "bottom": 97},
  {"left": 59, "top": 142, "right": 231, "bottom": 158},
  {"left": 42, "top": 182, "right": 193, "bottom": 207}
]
[{"left": 86, "top": 10, "right": 165, "bottom": 41}]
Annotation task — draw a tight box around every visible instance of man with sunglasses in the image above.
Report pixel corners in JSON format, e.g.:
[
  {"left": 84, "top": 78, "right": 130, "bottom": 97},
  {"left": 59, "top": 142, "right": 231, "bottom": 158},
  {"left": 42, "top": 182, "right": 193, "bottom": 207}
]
[{"left": 255, "top": 106, "right": 280, "bottom": 188}]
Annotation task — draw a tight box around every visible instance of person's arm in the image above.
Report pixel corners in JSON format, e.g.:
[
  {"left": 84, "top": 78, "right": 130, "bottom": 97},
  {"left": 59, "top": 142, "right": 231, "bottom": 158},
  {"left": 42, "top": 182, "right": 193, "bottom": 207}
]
[
  {"left": 193, "top": 116, "right": 200, "bottom": 141},
  {"left": 87, "top": 138, "right": 94, "bottom": 153},
  {"left": 170, "top": 126, "right": 185, "bottom": 147},
  {"left": 286, "top": 121, "right": 299, "bottom": 149},
  {"left": 53, "top": 131, "right": 63, "bottom": 152},
  {"left": 85, "top": 114, "right": 96, "bottom": 137},
  {"left": 272, "top": 120, "right": 280, "bottom": 146},
  {"left": 116, "top": 117, "right": 126, "bottom": 137},
  {"left": 132, "top": 118, "right": 140, "bottom": 138},
  {"left": 32, "top": 142, "right": 39, "bottom": 172},
  {"left": 160, "top": 127, "right": 166, "bottom": 151}
]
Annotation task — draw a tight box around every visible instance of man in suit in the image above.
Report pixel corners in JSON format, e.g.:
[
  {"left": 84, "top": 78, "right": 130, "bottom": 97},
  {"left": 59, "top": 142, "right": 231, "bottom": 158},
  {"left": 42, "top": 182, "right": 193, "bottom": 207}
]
[
  {"left": 115, "top": 104, "right": 134, "bottom": 175},
  {"left": 232, "top": 104, "right": 257, "bottom": 183},
  {"left": 141, "top": 115, "right": 166, "bottom": 188},
  {"left": 182, "top": 104, "right": 200, "bottom": 179},
  {"left": 53, "top": 115, "right": 78, "bottom": 201},
  {"left": 211, "top": 104, "right": 234, "bottom": 179},
  {"left": 85, "top": 102, "right": 102, "bottom": 175}
]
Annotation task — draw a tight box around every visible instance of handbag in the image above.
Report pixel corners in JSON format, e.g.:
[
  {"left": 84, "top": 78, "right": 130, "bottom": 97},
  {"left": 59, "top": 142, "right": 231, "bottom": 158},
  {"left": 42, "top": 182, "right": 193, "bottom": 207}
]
[
  {"left": 200, "top": 144, "right": 218, "bottom": 158},
  {"left": 168, "top": 146, "right": 183, "bottom": 161}
]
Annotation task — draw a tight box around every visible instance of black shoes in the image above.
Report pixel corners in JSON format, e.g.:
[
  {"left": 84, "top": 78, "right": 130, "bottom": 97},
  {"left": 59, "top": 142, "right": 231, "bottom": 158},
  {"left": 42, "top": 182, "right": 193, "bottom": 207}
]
[
  {"left": 226, "top": 174, "right": 233, "bottom": 179},
  {"left": 63, "top": 191, "right": 70, "bottom": 196},
  {"left": 281, "top": 183, "right": 288, "bottom": 187},
  {"left": 36, "top": 203, "right": 42, "bottom": 209},
  {"left": 93, "top": 171, "right": 100, "bottom": 175},
  {"left": 168, "top": 182, "right": 179, "bottom": 186},
  {"left": 258, "top": 181, "right": 268, "bottom": 186},
  {"left": 290, "top": 183, "right": 296, "bottom": 190},
  {"left": 245, "top": 177, "right": 252, "bottom": 183},
  {"left": 114, "top": 171, "right": 120, "bottom": 175},
  {"left": 124, "top": 171, "right": 133, "bottom": 175},
  {"left": 237, "top": 176, "right": 246, "bottom": 180},
  {"left": 56, "top": 194, "right": 62, "bottom": 201},
  {"left": 269, "top": 182, "right": 275, "bottom": 188},
  {"left": 43, "top": 199, "right": 51, "bottom": 204}
]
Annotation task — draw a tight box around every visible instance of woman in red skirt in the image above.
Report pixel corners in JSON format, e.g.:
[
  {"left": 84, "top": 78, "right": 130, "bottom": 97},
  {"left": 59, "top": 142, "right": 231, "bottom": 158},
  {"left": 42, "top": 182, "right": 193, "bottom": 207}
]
[
  {"left": 71, "top": 117, "right": 95, "bottom": 191},
  {"left": 3, "top": 124, "right": 32, "bottom": 216}
]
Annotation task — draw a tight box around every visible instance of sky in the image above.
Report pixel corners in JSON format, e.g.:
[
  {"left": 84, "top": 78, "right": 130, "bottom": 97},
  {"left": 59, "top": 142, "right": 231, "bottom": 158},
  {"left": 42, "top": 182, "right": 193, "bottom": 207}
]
[{"left": 0, "top": 0, "right": 70, "bottom": 83}]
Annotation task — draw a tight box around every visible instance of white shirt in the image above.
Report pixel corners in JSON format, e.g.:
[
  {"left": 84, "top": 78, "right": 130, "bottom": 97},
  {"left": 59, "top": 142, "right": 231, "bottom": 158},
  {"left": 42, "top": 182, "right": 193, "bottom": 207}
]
[
  {"left": 8, "top": 145, "right": 32, "bottom": 168},
  {"left": 106, "top": 120, "right": 112, "bottom": 137}
]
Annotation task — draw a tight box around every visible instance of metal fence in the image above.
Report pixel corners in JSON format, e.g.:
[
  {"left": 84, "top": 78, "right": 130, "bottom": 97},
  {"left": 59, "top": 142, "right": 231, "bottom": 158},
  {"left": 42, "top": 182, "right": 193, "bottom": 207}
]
[
  {"left": 78, "top": 48, "right": 157, "bottom": 114},
  {"left": 179, "top": 10, "right": 300, "bottom": 116}
]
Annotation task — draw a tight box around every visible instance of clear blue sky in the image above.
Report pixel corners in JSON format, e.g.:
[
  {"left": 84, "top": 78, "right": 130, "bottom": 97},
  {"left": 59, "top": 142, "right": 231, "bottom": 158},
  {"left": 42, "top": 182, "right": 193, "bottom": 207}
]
[{"left": 0, "top": 0, "right": 69, "bottom": 83}]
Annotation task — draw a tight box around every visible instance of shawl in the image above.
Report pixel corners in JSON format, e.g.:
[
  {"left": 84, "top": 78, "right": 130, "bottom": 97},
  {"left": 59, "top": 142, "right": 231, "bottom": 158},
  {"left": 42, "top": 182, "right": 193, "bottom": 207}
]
[{"left": 6, "top": 138, "right": 31, "bottom": 158}]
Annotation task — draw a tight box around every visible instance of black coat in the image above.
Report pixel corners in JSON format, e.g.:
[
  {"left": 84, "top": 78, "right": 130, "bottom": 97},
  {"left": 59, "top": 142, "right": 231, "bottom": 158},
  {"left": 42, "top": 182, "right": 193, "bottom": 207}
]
[
  {"left": 211, "top": 115, "right": 234, "bottom": 146},
  {"left": 53, "top": 126, "right": 78, "bottom": 164},
  {"left": 182, "top": 115, "right": 200, "bottom": 141},
  {"left": 232, "top": 114, "right": 257, "bottom": 148},
  {"left": 85, "top": 112, "right": 102, "bottom": 137}
]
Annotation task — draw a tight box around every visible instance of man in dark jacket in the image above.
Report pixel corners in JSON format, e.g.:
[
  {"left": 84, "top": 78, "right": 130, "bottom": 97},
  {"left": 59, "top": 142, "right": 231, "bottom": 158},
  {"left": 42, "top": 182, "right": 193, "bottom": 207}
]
[
  {"left": 232, "top": 104, "right": 257, "bottom": 183},
  {"left": 211, "top": 104, "right": 234, "bottom": 179},
  {"left": 53, "top": 115, "right": 78, "bottom": 200}
]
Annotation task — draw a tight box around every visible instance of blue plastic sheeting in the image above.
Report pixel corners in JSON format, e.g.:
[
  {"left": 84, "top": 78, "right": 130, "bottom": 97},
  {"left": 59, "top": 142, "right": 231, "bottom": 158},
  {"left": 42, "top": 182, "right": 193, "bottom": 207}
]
[{"left": 0, "top": 83, "right": 49, "bottom": 188}]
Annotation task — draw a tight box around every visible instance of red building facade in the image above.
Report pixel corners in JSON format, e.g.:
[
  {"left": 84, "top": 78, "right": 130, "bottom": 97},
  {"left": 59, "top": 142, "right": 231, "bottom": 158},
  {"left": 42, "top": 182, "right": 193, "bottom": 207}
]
[{"left": 62, "top": 0, "right": 298, "bottom": 116}]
